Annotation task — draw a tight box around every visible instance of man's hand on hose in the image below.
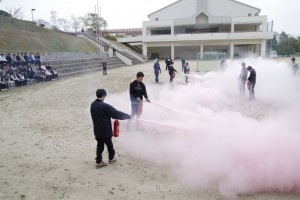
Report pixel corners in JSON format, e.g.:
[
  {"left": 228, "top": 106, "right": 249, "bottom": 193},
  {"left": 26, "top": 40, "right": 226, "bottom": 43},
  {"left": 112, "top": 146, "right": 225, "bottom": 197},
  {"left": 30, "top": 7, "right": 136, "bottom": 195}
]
[{"left": 146, "top": 98, "right": 150, "bottom": 103}]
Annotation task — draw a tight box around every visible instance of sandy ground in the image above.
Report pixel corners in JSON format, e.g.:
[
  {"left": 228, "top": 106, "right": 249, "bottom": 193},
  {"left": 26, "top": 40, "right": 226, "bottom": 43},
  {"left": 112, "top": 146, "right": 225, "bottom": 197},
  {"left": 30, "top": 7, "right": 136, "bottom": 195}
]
[{"left": 1, "top": 58, "right": 300, "bottom": 200}]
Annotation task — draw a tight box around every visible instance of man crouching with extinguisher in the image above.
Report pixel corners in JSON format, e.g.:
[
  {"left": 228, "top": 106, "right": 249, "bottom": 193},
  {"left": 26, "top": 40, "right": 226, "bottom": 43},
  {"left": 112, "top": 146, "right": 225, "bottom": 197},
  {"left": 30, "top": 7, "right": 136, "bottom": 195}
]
[
  {"left": 90, "top": 89, "right": 131, "bottom": 168},
  {"left": 127, "top": 72, "right": 150, "bottom": 130}
]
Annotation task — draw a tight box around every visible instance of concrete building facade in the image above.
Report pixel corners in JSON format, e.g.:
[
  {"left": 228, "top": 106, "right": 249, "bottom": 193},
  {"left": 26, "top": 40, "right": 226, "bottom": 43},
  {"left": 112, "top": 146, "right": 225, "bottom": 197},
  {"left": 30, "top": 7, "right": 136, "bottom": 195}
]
[{"left": 118, "top": 0, "right": 274, "bottom": 59}]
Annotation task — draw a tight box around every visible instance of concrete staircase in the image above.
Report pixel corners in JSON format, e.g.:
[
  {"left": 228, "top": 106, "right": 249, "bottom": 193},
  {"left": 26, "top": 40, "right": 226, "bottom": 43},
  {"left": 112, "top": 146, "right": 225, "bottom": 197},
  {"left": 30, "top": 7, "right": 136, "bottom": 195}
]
[
  {"left": 79, "top": 32, "right": 145, "bottom": 65},
  {"left": 41, "top": 52, "right": 125, "bottom": 78}
]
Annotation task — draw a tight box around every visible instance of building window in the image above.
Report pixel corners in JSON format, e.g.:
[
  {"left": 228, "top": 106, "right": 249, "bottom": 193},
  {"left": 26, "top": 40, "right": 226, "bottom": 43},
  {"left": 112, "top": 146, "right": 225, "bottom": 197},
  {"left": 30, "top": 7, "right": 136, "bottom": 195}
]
[
  {"left": 248, "top": 13, "right": 251, "bottom": 16},
  {"left": 155, "top": 18, "right": 159, "bottom": 21}
]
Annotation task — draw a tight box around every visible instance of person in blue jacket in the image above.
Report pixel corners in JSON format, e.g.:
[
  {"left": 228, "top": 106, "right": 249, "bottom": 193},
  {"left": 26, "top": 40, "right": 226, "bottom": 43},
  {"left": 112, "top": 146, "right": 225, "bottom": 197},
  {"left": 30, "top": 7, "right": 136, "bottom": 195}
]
[
  {"left": 90, "top": 89, "right": 131, "bottom": 168},
  {"left": 153, "top": 59, "right": 161, "bottom": 83}
]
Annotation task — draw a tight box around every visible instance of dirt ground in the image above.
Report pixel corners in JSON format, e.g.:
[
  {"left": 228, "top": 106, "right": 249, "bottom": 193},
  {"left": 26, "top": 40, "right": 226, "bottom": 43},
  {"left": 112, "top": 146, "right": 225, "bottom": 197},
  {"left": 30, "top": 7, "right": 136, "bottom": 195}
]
[{"left": 1, "top": 58, "right": 300, "bottom": 200}]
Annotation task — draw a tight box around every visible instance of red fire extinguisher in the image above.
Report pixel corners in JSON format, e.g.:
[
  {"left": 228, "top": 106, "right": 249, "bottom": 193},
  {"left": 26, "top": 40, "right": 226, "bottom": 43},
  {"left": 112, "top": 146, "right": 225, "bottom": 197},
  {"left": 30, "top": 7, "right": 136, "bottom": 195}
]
[
  {"left": 138, "top": 101, "right": 143, "bottom": 115},
  {"left": 113, "top": 120, "right": 120, "bottom": 137}
]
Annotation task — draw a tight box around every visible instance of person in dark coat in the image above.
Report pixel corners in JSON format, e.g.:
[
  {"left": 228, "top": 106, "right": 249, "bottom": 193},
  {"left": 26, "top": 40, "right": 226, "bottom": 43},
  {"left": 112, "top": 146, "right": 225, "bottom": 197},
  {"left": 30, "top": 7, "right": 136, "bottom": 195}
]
[
  {"left": 102, "top": 61, "right": 107, "bottom": 75},
  {"left": 90, "top": 89, "right": 131, "bottom": 168},
  {"left": 168, "top": 62, "right": 177, "bottom": 83},
  {"left": 165, "top": 56, "right": 172, "bottom": 70},
  {"left": 246, "top": 66, "right": 256, "bottom": 100},
  {"left": 181, "top": 58, "right": 186, "bottom": 72}
]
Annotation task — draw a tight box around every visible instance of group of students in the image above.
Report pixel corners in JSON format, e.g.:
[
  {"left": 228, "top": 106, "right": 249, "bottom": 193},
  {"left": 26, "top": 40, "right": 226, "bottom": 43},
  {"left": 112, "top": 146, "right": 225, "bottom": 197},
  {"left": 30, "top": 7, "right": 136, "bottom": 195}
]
[
  {"left": 0, "top": 52, "right": 41, "bottom": 67},
  {"left": 0, "top": 52, "right": 58, "bottom": 91},
  {"left": 238, "top": 58, "right": 300, "bottom": 101},
  {"left": 238, "top": 62, "right": 256, "bottom": 100},
  {"left": 153, "top": 57, "right": 190, "bottom": 83}
]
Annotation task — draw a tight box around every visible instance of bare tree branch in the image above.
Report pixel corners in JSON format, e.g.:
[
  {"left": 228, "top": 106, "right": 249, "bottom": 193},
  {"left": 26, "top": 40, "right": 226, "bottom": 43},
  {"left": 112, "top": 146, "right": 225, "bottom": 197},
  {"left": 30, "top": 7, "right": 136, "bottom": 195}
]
[
  {"left": 70, "top": 15, "right": 81, "bottom": 34},
  {"left": 7, "top": 7, "right": 24, "bottom": 23}
]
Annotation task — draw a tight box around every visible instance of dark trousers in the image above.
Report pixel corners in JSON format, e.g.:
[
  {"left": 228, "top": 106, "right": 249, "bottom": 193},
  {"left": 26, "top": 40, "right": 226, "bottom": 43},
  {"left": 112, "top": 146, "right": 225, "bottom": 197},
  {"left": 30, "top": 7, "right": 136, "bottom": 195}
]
[
  {"left": 170, "top": 75, "right": 174, "bottom": 82},
  {"left": 248, "top": 82, "right": 256, "bottom": 100},
  {"left": 166, "top": 64, "right": 170, "bottom": 70},
  {"left": 103, "top": 67, "right": 107, "bottom": 75},
  {"left": 154, "top": 72, "right": 159, "bottom": 82},
  {"left": 95, "top": 138, "right": 115, "bottom": 163}
]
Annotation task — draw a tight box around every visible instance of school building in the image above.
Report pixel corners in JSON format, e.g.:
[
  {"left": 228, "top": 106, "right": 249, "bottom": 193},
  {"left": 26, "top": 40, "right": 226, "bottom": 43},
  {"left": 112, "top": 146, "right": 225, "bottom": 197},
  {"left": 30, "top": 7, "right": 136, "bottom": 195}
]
[{"left": 117, "top": 0, "right": 274, "bottom": 59}]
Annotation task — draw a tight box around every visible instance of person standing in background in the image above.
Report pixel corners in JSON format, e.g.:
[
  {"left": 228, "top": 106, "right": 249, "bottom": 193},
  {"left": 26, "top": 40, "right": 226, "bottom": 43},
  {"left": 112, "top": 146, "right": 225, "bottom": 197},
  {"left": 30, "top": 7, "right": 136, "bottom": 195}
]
[
  {"left": 168, "top": 62, "right": 177, "bottom": 83},
  {"left": 181, "top": 58, "right": 186, "bottom": 72},
  {"left": 291, "top": 58, "right": 299, "bottom": 76},
  {"left": 165, "top": 56, "right": 172, "bottom": 71},
  {"left": 183, "top": 62, "right": 190, "bottom": 83},
  {"left": 247, "top": 66, "right": 256, "bottom": 100},
  {"left": 102, "top": 60, "right": 107, "bottom": 75},
  {"left": 153, "top": 59, "right": 161, "bottom": 83},
  {"left": 238, "top": 62, "right": 248, "bottom": 96}
]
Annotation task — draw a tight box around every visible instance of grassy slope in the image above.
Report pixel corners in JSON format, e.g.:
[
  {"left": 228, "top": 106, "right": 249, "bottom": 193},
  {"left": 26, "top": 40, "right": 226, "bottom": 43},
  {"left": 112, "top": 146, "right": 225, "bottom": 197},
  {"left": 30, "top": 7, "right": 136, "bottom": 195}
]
[{"left": 0, "top": 15, "right": 96, "bottom": 52}]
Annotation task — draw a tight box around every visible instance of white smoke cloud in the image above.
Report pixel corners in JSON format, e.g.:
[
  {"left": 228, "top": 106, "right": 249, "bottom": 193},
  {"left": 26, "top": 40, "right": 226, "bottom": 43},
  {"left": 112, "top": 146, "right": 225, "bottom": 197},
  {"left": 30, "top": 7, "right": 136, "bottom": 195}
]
[{"left": 108, "top": 58, "right": 300, "bottom": 199}]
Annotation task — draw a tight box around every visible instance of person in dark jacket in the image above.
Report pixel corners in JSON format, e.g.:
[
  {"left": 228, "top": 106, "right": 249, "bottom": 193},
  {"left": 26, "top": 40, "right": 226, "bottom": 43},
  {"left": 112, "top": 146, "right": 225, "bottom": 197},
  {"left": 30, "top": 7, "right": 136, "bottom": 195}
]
[
  {"left": 129, "top": 72, "right": 150, "bottom": 118},
  {"left": 165, "top": 56, "right": 172, "bottom": 70},
  {"left": 102, "top": 61, "right": 107, "bottom": 75},
  {"left": 181, "top": 58, "right": 185, "bottom": 72},
  {"left": 246, "top": 66, "right": 256, "bottom": 100},
  {"left": 90, "top": 89, "right": 131, "bottom": 168},
  {"left": 168, "top": 62, "right": 177, "bottom": 83},
  {"left": 127, "top": 72, "right": 150, "bottom": 130},
  {"left": 5, "top": 53, "right": 13, "bottom": 67}
]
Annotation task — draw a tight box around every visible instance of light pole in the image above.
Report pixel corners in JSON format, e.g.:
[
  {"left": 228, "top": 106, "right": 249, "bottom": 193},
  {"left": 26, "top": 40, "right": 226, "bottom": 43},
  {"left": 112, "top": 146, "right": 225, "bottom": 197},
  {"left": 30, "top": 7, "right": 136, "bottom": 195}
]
[
  {"left": 99, "top": 7, "right": 101, "bottom": 39},
  {"left": 31, "top": 9, "right": 36, "bottom": 22}
]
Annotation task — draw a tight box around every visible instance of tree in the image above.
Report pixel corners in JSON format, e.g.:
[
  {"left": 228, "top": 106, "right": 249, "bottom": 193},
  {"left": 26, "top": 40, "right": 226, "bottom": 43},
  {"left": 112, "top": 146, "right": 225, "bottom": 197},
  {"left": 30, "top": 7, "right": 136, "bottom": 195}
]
[
  {"left": 57, "top": 18, "right": 70, "bottom": 32},
  {"left": 7, "top": 7, "right": 23, "bottom": 23},
  {"left": 70, "top": 15, "right": 81, "bottom": 34},
  {"left": 50, "top": 10, "right": 58, "bottom": 28},
  {"left": 82, "top": 12, "right": 107, "bottom": 34}
]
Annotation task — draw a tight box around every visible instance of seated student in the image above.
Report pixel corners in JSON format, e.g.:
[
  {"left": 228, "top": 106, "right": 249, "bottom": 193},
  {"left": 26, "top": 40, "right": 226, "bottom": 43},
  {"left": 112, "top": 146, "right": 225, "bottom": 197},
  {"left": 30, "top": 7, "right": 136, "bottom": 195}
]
[
  {"left": 34, "top": 69, "right": 42, "bottom": 83},
  {"left": 29, "top": 53, "right": 36, "bottom": 64},
  {"left": 40, "top": 63, "right": 47, "bottom": 71},
  {"left": 23, "top": 52, "right": 29, "bottom": 64},
  {"left": 16, "top": 52, "right": 22, "bottom": 66},
  {"left": 12, "top": 53, "right": 17, "bottom": 67},
  {"left": 0, "top": 53, "right": 7, "bottom": 65},
  {"left": 17, "top": 72, "right": 27, "bottom": 86},
  {"left": 6, "top": 66, "right": 14, "bottom": 76},
  {"left": 45, "top": 69, "right": 52, "bottom": 81},
  {"left": 53, "top": 68, "right": 58, "bottom": 79},
  {"left": 26, "top": 65, "right": 34, "bottom": 79},
  {"left": 5, "top": 53, "right": 13, "bottom": 67},
  {"left": 19, "top": 53, "right": 26, "bottom": 66},
  {"left": 36, "top": 52, "right": 41, "bottom": 66},
  {"left": 0, "top": 74, "right": 9, "bottom": 91},
  {"left": 10, "top": 73, "right": 21, "bottom": 87},
  {"left": 38, "top": 68, "right": 46, "bottom": 82}
]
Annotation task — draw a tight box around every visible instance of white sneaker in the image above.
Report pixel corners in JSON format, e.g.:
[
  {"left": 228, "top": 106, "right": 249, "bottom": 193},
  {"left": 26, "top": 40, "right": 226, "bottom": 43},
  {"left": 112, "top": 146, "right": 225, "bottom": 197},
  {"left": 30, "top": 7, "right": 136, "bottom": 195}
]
[
  {"left": 95, "top": 161, "right": 108, "bottom": 168},
  {"left": 109, "top": 158, "right": 117, "bottom": 164}
]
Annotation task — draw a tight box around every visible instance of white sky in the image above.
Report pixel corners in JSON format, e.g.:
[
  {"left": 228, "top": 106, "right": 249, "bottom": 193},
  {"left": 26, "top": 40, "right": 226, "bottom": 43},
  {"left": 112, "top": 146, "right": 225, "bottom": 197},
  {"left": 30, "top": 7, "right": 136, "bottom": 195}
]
[{"left": 1, "top": 0, "right": 299, "bottom": 35}]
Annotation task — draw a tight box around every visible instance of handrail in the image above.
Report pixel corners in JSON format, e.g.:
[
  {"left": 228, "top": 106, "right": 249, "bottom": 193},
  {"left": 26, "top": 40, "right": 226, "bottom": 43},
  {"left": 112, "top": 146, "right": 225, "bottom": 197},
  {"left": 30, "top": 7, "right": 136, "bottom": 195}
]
[{"left": 79, "top": 31, "right": 145, "bottom": 62}]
